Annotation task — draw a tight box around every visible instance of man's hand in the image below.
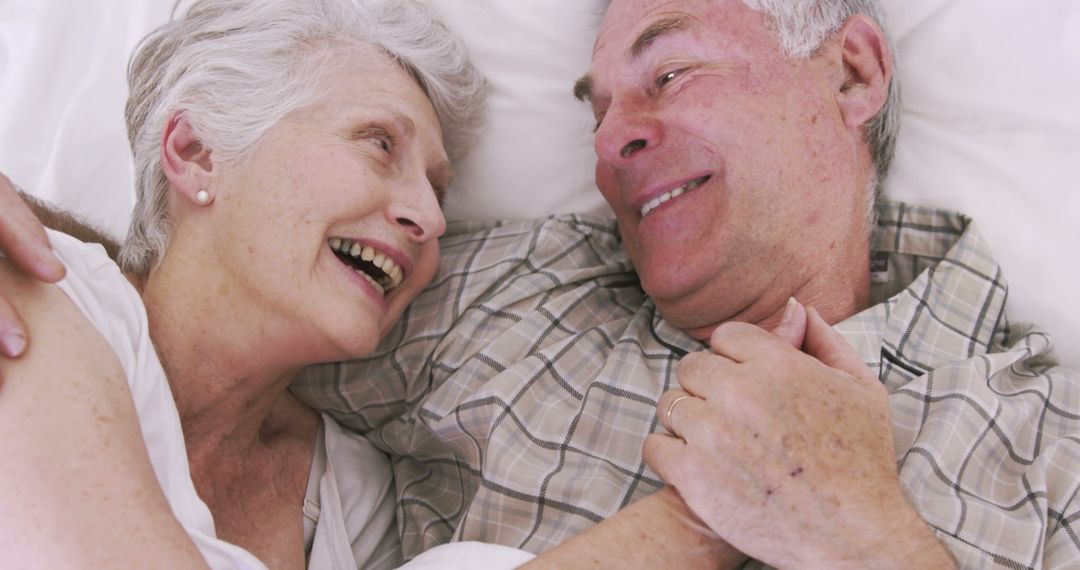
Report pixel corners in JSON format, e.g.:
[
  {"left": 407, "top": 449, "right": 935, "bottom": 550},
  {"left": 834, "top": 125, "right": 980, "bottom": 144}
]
[
  {"left": 644, "top": 302, "right": 955, "bottom": 569},
  {"left": 0, "top": 173, "right": 65, "bottom": 357}
]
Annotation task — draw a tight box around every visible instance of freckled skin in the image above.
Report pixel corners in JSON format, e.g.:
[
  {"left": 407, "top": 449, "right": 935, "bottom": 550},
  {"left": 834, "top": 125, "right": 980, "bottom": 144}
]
[
  {"left": 138, "top": 50, "right": 450, "bottom": 568},
  {"left": 155, "top": 54, "right": 448, "bottom": 366}
]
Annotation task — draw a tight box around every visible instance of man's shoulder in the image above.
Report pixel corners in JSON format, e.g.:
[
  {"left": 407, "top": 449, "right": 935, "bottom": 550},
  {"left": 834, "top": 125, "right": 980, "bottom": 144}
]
[
  {"left": 444, "top": 213, "right": 620, "bottom": 239},
  {"left": 442, "top": 214, "right": 624, "bottom": 265},
  {"left": 434, "top": 213, "right": 634, "bottom": 308}
]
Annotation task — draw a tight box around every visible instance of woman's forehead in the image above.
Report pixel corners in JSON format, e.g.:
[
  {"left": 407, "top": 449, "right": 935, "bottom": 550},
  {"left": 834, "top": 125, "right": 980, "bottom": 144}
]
[{"left": 302, "top": 55, "right": 438, "bottom": 127}]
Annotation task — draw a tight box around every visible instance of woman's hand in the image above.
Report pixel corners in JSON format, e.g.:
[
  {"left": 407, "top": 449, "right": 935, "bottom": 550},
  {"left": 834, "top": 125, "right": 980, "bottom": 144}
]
[
  {"left": 521, "top": 486, "right": 746, "bottom": 569},
  {"left": 0, "top": 173, "right": 65, "bottom": 357}
]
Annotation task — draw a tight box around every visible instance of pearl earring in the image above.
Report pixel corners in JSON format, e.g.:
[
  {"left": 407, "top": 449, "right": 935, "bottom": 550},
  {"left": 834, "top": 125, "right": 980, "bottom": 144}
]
[{"left": 195, "top": 189, "right": 212, "bottom": 206}]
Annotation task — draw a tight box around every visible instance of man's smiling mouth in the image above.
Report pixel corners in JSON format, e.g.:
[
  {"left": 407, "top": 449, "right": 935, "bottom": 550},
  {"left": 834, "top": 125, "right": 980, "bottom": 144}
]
[
  {"left": 328, "top": 238, "right": 404, "bottom": 295},
  {"left": 640, "top": 175, "right": 711, "bottom": 217}
]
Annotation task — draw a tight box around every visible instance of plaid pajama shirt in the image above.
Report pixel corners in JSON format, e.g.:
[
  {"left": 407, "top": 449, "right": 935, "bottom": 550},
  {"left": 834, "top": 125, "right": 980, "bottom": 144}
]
[{"left": 294, "top": 202, "right": 1080, "bottom": 569}]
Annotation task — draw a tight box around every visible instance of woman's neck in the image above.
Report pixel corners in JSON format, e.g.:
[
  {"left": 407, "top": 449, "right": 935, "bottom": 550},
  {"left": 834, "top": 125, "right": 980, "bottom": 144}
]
[{"left": 132, "top": 257, "right": 308, "bottom": 454}]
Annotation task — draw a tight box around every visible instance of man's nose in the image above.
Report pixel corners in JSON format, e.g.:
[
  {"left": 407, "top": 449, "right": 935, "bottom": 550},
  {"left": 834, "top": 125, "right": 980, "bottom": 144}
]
[{"left": 594, "top": 98, "right": 662, "bottom": 166}]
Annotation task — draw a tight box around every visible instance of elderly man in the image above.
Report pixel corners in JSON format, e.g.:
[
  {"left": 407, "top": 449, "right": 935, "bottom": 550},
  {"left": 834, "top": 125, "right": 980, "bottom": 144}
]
[{"left": 3, "top": 0, "right": 1078, "bottom": 568}]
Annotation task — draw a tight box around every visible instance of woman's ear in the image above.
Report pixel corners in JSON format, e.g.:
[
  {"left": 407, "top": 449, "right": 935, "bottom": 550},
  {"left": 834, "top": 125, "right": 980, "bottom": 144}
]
[
  {"left": 834, "top": 15, "right": 892, "bottom": 129},
  {"left": 160, "top": 112, "right": 215, "bottom": 206}
]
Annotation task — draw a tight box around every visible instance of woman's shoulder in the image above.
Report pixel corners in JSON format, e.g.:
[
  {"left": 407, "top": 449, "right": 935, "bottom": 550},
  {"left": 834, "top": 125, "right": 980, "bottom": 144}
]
[
  {"left": 0, "top": 230, "right": 134, "bottom": 373},
  {"left": 0, "top": 232, "right": 218, "bottom": 569},
  {"left": 44, "top": 229, "right": 150, "bottom": 378},
  {"left": 1, "top": 230, "right": 271, "bottom": 570},
  {"left": 45, "top": 229, "right": 123, "bottom": 284}
]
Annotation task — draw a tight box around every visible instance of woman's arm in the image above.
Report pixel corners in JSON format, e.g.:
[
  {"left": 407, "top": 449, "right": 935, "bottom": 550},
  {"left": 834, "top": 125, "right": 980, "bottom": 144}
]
[
  {"left": 0, "top": 259, "right": 209, "bottom": 569},
  {"left": 522, "top": 486, "right": 746, "bottom": 569}
]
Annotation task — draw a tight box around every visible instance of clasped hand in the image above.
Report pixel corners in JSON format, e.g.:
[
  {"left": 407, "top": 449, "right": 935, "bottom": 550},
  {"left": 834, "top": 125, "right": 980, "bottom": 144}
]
[{"left": 645, "top": 301, "right": 921, "bottom": 569}]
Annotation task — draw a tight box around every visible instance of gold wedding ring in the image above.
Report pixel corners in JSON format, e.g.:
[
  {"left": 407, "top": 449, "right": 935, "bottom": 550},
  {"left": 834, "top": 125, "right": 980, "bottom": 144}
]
[{"left": 665, "top": 394, "right": 694, "bottom": 438}]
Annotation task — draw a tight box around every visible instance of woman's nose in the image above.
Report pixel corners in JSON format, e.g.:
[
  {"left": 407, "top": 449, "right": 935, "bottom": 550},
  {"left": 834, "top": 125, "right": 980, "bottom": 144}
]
[{"left": 388, "top": 177, "right": 446, "bottom": 243}]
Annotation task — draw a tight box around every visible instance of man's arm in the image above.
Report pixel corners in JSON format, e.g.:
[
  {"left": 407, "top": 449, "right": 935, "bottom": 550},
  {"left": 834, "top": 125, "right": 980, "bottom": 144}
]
[
  {"left": 645, "top": 303, "right": 956, "bottom": 569},
  {"left": 0, "top": 173, "right": 118, "bottom": 357}
]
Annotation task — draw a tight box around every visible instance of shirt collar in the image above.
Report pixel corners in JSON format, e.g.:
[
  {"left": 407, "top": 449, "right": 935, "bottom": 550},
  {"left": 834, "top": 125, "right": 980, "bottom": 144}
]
[
  {"left": 649, "top": 201, "right": 1010, "bottom": 386},
  {"left": 838, "top": 201, "right": 1009, "bottom": 387}
]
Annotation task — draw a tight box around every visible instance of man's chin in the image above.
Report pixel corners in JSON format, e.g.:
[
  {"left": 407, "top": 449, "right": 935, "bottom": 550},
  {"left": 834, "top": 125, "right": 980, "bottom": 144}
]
[
  {"left": 649, "top": 295, "right": 722, "bottom": 341},
  {"left": 682, "top": 322, "right": 721, "bottom": 342}
]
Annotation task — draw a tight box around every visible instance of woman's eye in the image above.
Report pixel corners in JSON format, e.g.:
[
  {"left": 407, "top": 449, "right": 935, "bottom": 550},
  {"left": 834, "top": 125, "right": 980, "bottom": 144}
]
[
  {"left": 356, "top": 128, "right": 394, "bottom": 154},
  {"left": 372, "top": 136, "right": 392, "bottom": 153}
]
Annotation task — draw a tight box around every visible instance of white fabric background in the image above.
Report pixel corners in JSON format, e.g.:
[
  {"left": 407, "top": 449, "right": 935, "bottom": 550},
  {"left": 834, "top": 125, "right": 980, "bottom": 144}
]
[{"left": 0, "top": 0, "right": 1076, "bottom": 367}]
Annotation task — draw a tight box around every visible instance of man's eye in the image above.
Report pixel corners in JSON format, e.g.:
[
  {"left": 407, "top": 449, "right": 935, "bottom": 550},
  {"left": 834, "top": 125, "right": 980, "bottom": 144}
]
[{"left": 656, "top": 69, "right": 684, "bottom": 88}]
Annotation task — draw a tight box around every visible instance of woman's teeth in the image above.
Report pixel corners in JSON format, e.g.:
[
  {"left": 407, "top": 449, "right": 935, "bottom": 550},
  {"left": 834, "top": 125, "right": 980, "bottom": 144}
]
[
  {"left": 640, "top": 176, "right": 709, "bottom": 217},
  {"left": 328, "top": 238, "right": 404, "bottom": 293}
]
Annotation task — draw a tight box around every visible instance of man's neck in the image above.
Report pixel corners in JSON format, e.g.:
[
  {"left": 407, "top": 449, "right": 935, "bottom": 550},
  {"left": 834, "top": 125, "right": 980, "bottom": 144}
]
[{"left": 681, "top": 249, "right": 872, "bottom": 342}]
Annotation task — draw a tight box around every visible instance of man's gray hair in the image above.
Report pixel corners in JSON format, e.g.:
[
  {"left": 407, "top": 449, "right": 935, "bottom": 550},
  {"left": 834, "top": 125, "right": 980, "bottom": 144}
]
[
  {"left": 120, "top": 0, "right": 487, "bottom": 275},
  {"left": 741, "top": 0, "right": 902, "bottom": 194}
]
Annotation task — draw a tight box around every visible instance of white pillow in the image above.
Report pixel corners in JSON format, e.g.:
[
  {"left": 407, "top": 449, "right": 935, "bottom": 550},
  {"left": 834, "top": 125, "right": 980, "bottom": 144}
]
[
  {"left": 0, "top": 0, "right": 1076, "bottom": 367},
  {"left": 880, "top": 0, "right": 1080, "bottom": 366},
  {"left": 0, "top": 0, "right": 171, "bottom": 236},
  {"left": 422, "top": 0, "right": 611, "bottom": 221}
]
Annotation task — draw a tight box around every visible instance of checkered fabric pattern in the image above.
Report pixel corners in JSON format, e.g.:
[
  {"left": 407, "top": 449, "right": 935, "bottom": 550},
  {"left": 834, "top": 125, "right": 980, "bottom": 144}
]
[{"left": 293, "top": 202, "right": 1080, "bottom": 569}]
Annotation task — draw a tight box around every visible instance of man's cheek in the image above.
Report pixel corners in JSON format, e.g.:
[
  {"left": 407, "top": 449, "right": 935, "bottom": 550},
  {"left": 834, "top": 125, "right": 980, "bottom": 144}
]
[{"left": 594, "top": 162, "right": 622, "bottom": 210}]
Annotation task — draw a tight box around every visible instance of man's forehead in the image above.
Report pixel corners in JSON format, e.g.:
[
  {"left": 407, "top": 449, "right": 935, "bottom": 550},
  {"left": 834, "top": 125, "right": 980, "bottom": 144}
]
[
  {"left": 580, "top": 0, "right": 715, "bottom": 102},
  {"left": 594, "top": 0, "right": 701, "bottom": 56}
]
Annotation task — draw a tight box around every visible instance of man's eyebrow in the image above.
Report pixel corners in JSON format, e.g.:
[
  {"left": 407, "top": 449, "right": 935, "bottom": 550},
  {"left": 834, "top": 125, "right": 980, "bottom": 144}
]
[
  {"left": 629, "top": 15, "right": 688, "bottom": 59},
  {"left": 573, "top": 15, "right": 689, "bottom": 104}
]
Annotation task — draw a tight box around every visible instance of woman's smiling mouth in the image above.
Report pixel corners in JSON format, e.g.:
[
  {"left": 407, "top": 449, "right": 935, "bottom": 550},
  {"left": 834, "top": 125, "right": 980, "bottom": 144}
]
[{"left": 328, "top": 237, "right": 404, "bottom": 294}]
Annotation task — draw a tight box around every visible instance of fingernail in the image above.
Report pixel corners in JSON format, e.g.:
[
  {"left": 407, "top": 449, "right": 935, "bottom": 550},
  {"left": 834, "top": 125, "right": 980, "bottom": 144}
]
[
  {"left": 1, "top": 330, "right": 26, "bottom": 357},
  {"left": 780, "top": 297, "right": 797, "bottom": 325}
]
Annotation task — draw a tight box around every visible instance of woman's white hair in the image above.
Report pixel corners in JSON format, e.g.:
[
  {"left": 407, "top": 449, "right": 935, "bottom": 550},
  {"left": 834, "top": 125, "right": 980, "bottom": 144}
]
[
  {"left": 120, "top": 0, "right": 487, "bottom": 275},
  {"left": 741, "top": 0, "right": 902, "bottom": 193}
]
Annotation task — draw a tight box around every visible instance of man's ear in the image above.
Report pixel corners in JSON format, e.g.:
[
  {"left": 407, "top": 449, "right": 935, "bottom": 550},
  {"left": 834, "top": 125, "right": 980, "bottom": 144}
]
[
  {"left": 160, "top": 112, "right": 214, "bottom": 205},
  {"left": 834, "top": 15, "right": 892, "bottom": 129}
]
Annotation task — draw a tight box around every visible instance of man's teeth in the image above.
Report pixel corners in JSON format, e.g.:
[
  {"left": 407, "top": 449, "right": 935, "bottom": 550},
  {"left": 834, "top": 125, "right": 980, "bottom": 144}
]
[
  {"left": 640, "top": 177, "right": 707, "bottom": 217},
  {"left": 328, "top": 238, "right": 404, "bottom": 292}
]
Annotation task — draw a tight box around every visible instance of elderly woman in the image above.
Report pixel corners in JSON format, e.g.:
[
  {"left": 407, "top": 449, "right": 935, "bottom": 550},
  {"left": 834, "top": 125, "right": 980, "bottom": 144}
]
[
  {"left": 0, "top": 0, "right": 739, "bottom": 568},
  {"left": 0, "top": 0, "right": 481, "bottom": 567}
]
